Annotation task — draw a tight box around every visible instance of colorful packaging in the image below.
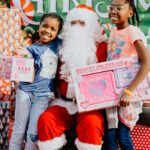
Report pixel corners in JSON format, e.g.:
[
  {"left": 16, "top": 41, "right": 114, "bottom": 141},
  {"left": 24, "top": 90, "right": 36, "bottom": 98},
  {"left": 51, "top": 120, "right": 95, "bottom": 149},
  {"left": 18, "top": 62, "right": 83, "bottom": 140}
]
[
  {"left": 0, "top": 56, "right": 12, "bottom": 79},
  {"left": 0, "top": 79, "right": 11, "bottom": 95}
]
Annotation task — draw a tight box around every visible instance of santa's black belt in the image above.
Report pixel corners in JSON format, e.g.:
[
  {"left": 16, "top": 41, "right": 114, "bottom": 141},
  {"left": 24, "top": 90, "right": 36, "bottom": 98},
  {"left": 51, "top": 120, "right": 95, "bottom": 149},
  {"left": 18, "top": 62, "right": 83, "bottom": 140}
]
[{"left": 61, "top": 96, "right": 76, "bottom": 103}]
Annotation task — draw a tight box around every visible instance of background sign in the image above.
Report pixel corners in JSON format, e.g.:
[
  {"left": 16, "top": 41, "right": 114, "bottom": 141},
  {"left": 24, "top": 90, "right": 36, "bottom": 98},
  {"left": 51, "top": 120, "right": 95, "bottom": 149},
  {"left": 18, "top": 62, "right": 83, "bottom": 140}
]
[{"left": 2, "top": 0, "right": 150, "bottom": 45}]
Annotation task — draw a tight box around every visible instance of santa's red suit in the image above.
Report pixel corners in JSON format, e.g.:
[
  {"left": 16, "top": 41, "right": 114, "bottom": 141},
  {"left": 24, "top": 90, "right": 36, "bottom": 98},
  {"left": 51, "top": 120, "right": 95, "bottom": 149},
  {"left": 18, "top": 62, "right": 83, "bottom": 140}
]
[{"left": 37, "top": 5, "right": 107, "bottom": 150}]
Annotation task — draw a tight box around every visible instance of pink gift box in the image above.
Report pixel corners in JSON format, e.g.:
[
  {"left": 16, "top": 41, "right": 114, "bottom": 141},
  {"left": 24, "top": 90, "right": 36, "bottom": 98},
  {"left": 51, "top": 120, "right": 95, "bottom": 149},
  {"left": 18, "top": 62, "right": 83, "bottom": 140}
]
[
  {"left": 71, "top": 57, "right": 150, "bottom": 112},
  {"left": 0, "top": 56, "right": 12, "bottom": 79},
  {"left": 76, "top": 71, "right": 119, "bottom": 112}
]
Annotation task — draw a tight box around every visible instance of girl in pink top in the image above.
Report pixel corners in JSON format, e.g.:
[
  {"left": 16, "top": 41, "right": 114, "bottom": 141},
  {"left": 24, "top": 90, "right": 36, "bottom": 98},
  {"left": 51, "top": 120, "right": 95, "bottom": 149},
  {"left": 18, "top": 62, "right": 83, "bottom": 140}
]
[{"left": 104, "top": 0, "right": 150, "bottom": 150}]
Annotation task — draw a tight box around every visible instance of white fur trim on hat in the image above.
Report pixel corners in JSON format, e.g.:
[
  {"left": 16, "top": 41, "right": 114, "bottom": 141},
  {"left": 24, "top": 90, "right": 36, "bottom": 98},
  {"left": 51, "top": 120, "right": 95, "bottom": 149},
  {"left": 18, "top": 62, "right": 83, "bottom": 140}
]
[
  {"left": 75, "top": 138, "right": 102, "bottom": 150},
  {"left": 38, "top": 134, "right": 67, "bottom": 150},
  {"left": 66, "top": 7, "right": 98, "bottom": 25},
  {"left": 51, "top": 98, "right": 78, "bottom": 115}
]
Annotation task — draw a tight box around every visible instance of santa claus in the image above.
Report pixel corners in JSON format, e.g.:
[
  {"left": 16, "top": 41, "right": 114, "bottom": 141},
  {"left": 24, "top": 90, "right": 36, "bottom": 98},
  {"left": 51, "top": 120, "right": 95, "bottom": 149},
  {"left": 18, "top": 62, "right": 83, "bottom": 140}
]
[{"left": 37, "top": 4, "right": 107, "bottom": 150}]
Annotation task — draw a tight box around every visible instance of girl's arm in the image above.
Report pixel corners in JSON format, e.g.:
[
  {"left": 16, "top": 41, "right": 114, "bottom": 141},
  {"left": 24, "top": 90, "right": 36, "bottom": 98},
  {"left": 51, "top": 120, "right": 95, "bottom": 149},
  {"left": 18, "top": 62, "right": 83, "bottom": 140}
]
[{"left": 120, "top": 40, "right": 150, "bottom": 106}]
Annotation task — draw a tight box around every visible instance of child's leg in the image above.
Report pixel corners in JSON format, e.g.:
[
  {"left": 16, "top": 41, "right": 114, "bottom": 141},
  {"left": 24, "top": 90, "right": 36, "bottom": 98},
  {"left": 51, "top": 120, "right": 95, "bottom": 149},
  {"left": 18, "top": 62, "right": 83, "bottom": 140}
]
[
  {"left": 102, "top": 128, "right": 118, "bottom": 150},
  {"left": 118, "top": 121, "right": 134, "bottom": 150},
  {"left": 24, "top": 97, "right": 49, "bottom": 150},
  {"left": 9, "top": 89, "right": 31, "bottom": 150}
]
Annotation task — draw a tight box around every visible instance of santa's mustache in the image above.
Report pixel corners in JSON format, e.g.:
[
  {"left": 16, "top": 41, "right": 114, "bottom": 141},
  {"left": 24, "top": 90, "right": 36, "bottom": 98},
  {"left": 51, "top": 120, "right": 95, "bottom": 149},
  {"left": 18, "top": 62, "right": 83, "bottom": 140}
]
[
  {"left": 62, "top": 25, "right": 96, "bottom": 41},
  {"left": 59, "top": 25, "right": 97, "bottom": 65}
]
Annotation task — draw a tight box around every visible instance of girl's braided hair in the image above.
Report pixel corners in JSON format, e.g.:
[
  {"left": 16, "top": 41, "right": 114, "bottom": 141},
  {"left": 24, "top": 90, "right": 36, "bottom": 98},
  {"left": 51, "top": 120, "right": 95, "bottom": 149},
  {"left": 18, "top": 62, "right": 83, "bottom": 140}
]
[{"left": 126, "top": 0, "right": 140, "bottom": 26}]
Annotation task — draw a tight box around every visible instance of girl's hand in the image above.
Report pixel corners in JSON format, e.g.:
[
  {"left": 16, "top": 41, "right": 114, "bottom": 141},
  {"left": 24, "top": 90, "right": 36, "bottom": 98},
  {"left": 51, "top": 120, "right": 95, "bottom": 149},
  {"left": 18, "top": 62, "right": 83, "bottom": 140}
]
[
  {"left": 14, "top": 47, "right": 31, "bottom": 57},
  {"left": 120, "top": 93, "right": 132, "bottom": 107}
]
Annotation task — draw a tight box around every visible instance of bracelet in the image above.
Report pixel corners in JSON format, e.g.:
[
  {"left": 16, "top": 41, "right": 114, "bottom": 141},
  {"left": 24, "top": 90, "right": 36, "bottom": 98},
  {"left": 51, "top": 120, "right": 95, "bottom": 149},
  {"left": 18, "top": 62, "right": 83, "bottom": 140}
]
[{"left": 124, "top": 89, "right": 132, "bottom": 96}]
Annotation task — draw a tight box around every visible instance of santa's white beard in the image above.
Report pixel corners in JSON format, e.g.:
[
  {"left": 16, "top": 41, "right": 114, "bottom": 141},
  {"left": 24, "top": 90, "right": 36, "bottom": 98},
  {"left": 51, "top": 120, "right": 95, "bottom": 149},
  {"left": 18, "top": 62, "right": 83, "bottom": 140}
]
[{"left": 59, "top": 25, "right": 97, "bottom": 82}]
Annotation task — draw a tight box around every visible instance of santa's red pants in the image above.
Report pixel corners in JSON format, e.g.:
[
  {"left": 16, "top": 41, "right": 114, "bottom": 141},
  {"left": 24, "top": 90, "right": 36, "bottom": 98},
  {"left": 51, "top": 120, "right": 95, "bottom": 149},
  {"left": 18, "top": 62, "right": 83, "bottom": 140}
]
[{"left": 37, "top": 105, "right": 104, "bottom": 150}]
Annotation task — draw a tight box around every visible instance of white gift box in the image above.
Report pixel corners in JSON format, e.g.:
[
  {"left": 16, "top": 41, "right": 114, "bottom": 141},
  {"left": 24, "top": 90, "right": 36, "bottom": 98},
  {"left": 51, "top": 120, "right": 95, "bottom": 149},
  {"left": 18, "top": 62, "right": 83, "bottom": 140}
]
[
  {"left": 0, "top": 56, "right": 34, "bottom": 82},
  {"left": 11, "top": 57, "right": 34, "bottom": 82},
  {"left": 71, "top": 57, "right": 150, "bottom": 112}
]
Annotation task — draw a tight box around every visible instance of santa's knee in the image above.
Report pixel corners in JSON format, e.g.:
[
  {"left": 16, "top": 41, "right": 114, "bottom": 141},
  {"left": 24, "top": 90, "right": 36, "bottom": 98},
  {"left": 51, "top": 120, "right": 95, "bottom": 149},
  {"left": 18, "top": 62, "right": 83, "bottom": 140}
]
[
  {"left": 76, "top": 112, "right": 104, "bottom": 144},
  {"left": 38, "top": 111, "right": 56, "bottom": 141},
  {"left": 78, "top": 115, "right": 100, "bottom": 133},
  {"left": 38, "top": 111, "right": 52, "bottom": 129}
]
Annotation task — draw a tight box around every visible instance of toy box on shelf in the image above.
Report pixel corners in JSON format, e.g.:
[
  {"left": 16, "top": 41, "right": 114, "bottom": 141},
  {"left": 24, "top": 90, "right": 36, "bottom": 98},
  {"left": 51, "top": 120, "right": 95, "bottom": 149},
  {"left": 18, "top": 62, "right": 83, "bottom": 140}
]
[{"left": 71, "top": 56, "right": 150, "bottom": 112}]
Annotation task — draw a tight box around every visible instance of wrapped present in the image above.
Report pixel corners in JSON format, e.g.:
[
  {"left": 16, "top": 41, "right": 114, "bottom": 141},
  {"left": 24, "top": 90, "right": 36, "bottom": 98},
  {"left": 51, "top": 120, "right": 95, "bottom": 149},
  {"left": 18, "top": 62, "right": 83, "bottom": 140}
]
[
  {"left": 0, "top": 56, "right": 34, "bottom": 83},
  {"left": 71, "top": 56, "right": 150, "bottom": 112},
  {"left": 0, "top": 56, "right": 12, "bottom": 79},
  {"left": 0, "top": 56, "right": 14, "bottom": 95},
  {"left": 0, "top": 7, "right": 21, "bottom": 56},
  {"left": 0, "top": 79, "right": 11, "bottom": 95}
]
